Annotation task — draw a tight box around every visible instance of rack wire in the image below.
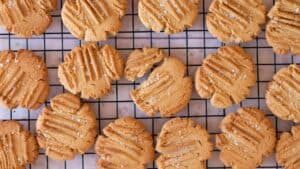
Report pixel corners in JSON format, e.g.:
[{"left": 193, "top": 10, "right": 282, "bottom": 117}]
[{"left": 0, "top": 0, "right": 298, "bottom": 168}]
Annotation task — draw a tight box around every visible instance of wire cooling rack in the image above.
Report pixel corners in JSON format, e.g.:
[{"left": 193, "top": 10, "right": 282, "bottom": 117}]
[{"left": 0, "top": 0, "right": 299, "bottom": 168}]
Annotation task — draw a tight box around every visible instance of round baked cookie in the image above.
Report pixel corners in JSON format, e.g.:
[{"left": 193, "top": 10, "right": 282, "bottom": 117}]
[
  {"left": 266, "top": 0, "right": 300, "bottom": 55},
  {"left": 124, "top": 48, "right": 166, "bottom": 81},
  {"left": 0, "top": 50, "right": 49, "bottom": 109},
  {"left": 58, "top": 43, "right": 124, "bottom": 99},
  {"left": 156, "top": 118, "right": 213, "bottom": 169},
  {"left": 61, "top": 0, "right": 127, "bottom": 41},
  {"left": 138, "top": 0, "right": 200, "bottom": 34},
  {"left": 95, "top": 117, "right": 154, "bottom": 169},
  {"left": 36, "top": 93, "right": 97, "bottom": 160},
  {"left": 206, "top": 0, "right": 266, "bottom": 43},
  {"left": 276, "top": 125, "right": 300, "bottom": 169},
  {"left": 195, "top": 46, "right": 256, "bottom": 108},
  {"left": 131, "top": 57, "right": 192, "bottom": 117},
  {"left": 0, "top": 0, "right": 56, "bottom": 37},
  {"left": 216, "top": 107, "right": 276, "bottom": 169},
  {"left": 266, "top": 65, "right": 300, "bottom": 122},
  {"left": 0, "top": 120, "right": 39, "bottom": 169}
]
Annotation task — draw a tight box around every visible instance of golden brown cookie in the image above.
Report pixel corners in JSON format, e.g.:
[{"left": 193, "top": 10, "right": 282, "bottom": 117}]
[
  {"left": 58, "top": 43, "right": 124, "bottom": 99},
  {"left": 266, "top": 0, "right": 300, "bottom": 55},
  {"left": 266, "top": 65, "right": 300, "bottom": 122},
  {"left": 216, "top": 107, "right": 276, "bottom": 169},
  {"left": 131, "top": 57, "right": 192, "bottom": 117},
  {"left": 124, "top": 48, "right": 166, "bottom": 81},
  {"left": 61, "top": 0, "right": 127, "bottom": 41},
  {"left": 138, "top": 0, "right": 200, "bottom": 34},
  {"left": 206, "top": 0, "right": 266, "bottom": 43},
  {"left": 156, "top": 118, "right": 213, "bottom": 169},
  {"left": 95, "top": 117, "right": 154, "bottom": 169},
  {"left": 0, "top": 50, "right": 49, "bottom": 109},
  {"left": 195, "top": 46, "right": 256, "bottom": 108},
  {"left": 276, "top": 125, "right": 300, "bottom": 169},
  {"left": 36, "top": 93, "right": 97, "bottom": 160},
  {"left": 0, "top": 120, "right": 39, "bottom": 169},
  {"left": 0, "top": 0, "right": 56, "bottom": 38}
]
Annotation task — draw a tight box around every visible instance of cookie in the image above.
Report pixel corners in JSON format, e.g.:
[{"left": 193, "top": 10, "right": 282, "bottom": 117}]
[
  {"left": 61, "top": 0, "right": 127, "bottom": 41},
  {"left": 58, "top": 43, "right": 124, "bottom": 99},
  {"left": 36, "top": 93, "right": 97, "bottom": 160},
  {"left": 195, "top": 46, "right": 256, "bottom": 108},
  {"left": 0, "top": 50, "right": 49, "bottom": 109},
  {"left": 124, "top": 48, "right": 166, "bottom": 81},
  {"left": 206, "top": 0, "right": 266, "bottom": 43},
  {"left": 266, "top": 0, "right": 300, "bottom": 55},
  {"left": 216, "top": 107, "right": 276, "bottom": 169},
  {"left": 138, "top": 0, "right": 200, "bottom": 34},
  {"left": 266, "top": 65, "right": 300, "bottom": 122},
  {"left": 276, "top": 125, "right": 300, "bottom": 169},
  {"left": 156, "top": 118, "right": 213, "bottom": 169},
  {"left": 0, "top": 120, "right": 39, "bottom": 169},
  {"left": 131, "top": 57, "right": 192, "bottom": 117},
  {"left": 0, "top": 0, "right": 56, "bottom": 38},
  {"left": 95, "top": 117, "right": 154, "bottom": 169}
]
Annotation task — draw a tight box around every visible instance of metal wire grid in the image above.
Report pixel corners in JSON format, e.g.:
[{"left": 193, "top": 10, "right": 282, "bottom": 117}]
[{"left": 0, "top": 0, "right": 299, "bottom": 168}]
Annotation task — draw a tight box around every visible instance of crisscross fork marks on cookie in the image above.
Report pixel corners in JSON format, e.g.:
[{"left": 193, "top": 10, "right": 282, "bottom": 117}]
[
  {"left": 0, "top": 121, "right": 38, "bottom": 169},
  {"left": 36, "top": 93, "right": 97, "bottom": 160},
  {"left": 95, "top": 117, "right": 154, "bottom": 169},
  {"left": 206, "top": 0, "right": 266, "bottom": 43},
  {"left": 266, "top": 0, "right": 300, "bottom": 55},
  {"left": 61, "top": 0, "right": 127, "bottom": 41},
  {"left": 58, "top": 43, "right": 124, "bottom": 99},
  {"left": 216, "top": 107, "right": 276, "bottom": 169},
  {"left": 156, "top": 118, "right": 213, "bottom": 169},
  {"left": 276, "top": 125, "right": 300, "bottom": 169},
  {"left": 195, "top": 46, "right": 256, "bottom": 108},
  {"left": 266, "top": 65, "right": 300, "bottom": 122}
]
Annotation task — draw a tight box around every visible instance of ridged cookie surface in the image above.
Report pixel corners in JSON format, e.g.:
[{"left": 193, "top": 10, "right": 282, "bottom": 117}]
[
  {"left": 156, "top": 118, "right": 213, "bottom": 169},
  {"left": 206, "top": 0, "right": 266, "bottom": 43},
  {"left": 195, "top": 46, "right": 256, "bottom": 108},
  {"left": 0, "top": 50, "right": 49, "bottom": 109},
  {"left": 36, "top": 93, "right": 97, "bottom": 160},
  {"left": 0, "top": 0, "right": 56, "bottom": 37},
  {"left": 95, "top": 117, "right": 154, "bottom": 169},
  {"left": 266, "top": 0, "right": 300, "bottom": 55},
  {"left": 0, "top": 120, "right": 39, "bottom": 169},
  {"left": 138, "top": 0, "right": 200, "bottom": 34},
  {"left": 58, "top": 43, "right": 124, "bottom": 99},
  {"left": 125, "top": 48, "right": 166, "bottom": 81},
  {"left": 61, "top": 0, "right": 127, "bottom": 41},
  {"left": 131, "top": 57, "right": 192, "bottom": 117},
  {"left": 266, "top": 65, "right": 300, "bottom": 122},
  {"left": 216, "top": 107, "right": 276, "bottom": 169},
  {"left": 276, "top": 125, "right": 300, "bottom": 169}
]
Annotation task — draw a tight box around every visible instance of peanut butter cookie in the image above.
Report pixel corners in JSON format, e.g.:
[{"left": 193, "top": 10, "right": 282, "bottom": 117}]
[
  {"left": 95, "top": 117, "right": 154, "bottom": 169},
  {"left": 266, "top": 0, "right": 300, "bottom": 55},
  {"left": 195, "top": 46, "right": 256, "bottom": 109},
  {"left": 266, "top": 65, "right": 300, "bottom": 122},
  {"left": 276, "top": 125, "right": 300, "bottom": 169},
  {"left": 58, "top": 43, "right": 124, "bottom": 99},
  {"left": 131, "top": 57, "right": 192, "bottom": 117},
  {"left": 206, "top": 0, "right": 266, "bottom": 43},
  {"left": 216, "top": 107, "right": 276, "bottom": 169},
  {"left": 138, "top": 0, "right": 200, "bottom": 34},
  {"left": 124, "top": 48, "right": 166, "bottom": 81},
  {"left": 156, "top": 118, "right": 213, "bottom": 169},
  {"left": 0, "top": 50, "right": 49, "bottom": 109},
  {"left": 0, "top": 120, "right": 39, "bottom": 169},
  {"left": 61, "top": 0, "right": 127, "bottom": 41},
  {"left": 36, "top": 93, "right": 97, "bottom": 160},
  {"left": 0, "top": 0, "right": 57, "bottom": 37}
]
